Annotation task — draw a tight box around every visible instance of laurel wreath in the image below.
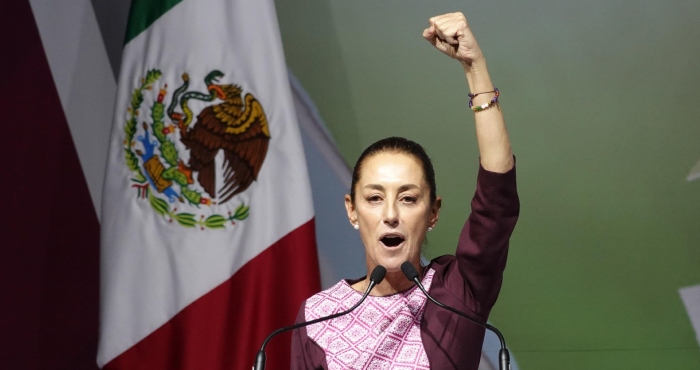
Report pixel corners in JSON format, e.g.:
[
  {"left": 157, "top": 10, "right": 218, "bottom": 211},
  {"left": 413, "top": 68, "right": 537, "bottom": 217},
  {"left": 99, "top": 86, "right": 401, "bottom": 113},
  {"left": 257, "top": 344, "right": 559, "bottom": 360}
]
[
  {"left": 148, "top": 191, "right": 250, "bottom": 229},
  {"left": 123, "top": 69, "right": 250, "bottom": 229}
]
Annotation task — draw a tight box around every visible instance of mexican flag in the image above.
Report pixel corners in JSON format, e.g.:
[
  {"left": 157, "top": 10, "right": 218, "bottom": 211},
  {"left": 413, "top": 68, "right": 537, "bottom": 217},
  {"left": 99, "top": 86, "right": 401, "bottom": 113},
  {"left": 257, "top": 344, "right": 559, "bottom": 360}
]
[{"left": 98, "top": 0, "right": 320, "bottom": 369}]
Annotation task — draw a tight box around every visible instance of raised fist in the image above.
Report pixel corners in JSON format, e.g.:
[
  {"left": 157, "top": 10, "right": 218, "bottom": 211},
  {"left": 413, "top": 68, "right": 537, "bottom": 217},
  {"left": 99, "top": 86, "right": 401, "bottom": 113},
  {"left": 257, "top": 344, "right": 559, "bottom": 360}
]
[{"left": 423, "top": 12, "right": 483, "bottom": 65}]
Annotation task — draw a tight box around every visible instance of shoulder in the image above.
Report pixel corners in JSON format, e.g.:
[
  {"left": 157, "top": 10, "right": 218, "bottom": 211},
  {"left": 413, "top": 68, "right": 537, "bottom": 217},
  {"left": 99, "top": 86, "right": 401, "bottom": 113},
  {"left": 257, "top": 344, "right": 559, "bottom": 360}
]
[
  {"left": 425, "top": 254, "right": 459, "bottom": 285},
  {"left": 429, "top": 254, "right": 457, "bottom": 271},
  {"left": 426, "top": 254, "right": 471, "bottom": 300}
]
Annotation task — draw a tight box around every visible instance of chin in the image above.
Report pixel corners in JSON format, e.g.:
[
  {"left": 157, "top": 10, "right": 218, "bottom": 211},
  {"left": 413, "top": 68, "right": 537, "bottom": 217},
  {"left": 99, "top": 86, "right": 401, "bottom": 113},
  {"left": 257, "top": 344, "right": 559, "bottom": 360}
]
[
  {"left": 376, "top": 256, "right": 408, "bottom": 273},
  {"left": 382, "top": 264, "right": 403, "bottom": 273}
]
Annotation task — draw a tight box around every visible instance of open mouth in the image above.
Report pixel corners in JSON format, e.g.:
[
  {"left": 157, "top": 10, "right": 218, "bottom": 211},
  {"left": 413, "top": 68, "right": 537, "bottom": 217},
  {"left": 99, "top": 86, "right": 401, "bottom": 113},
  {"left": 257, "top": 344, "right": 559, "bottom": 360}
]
[{"left": 380, "top": 234, "right": 405, "bottom": 248}]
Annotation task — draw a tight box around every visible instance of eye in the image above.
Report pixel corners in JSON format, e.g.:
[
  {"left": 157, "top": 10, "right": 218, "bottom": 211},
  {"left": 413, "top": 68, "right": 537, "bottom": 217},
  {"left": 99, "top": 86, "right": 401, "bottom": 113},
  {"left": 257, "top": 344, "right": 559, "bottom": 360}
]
[
  {"left": 367, "top": 195, "right": 382, "bottom": 203},
  {"left": 401, "top": 196, "right": 418, "bottom": 204}
]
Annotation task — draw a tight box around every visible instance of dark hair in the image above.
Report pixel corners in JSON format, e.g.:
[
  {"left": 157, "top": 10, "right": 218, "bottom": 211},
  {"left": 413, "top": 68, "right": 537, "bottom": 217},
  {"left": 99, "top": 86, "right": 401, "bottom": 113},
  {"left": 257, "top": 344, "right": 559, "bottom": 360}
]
[{"left": 350, "top": 137, "right": 436, "bottom": 204}]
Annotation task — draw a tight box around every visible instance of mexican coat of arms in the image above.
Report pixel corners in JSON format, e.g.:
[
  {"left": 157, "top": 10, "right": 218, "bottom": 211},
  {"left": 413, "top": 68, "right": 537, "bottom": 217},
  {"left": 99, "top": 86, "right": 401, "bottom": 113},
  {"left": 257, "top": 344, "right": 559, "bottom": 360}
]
[{"left": 123, "top": 69, "right": 270, "bottom": 229}]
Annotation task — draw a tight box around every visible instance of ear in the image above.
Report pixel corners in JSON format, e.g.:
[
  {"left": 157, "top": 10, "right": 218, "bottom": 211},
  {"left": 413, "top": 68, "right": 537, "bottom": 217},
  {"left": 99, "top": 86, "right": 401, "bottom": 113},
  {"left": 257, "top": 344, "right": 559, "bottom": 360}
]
[
  {"left": 344, "top": 194, "right": 357, "bottom": 226},
  {"left": 429, "top": 196, "right": 442, "bottom": 228}
]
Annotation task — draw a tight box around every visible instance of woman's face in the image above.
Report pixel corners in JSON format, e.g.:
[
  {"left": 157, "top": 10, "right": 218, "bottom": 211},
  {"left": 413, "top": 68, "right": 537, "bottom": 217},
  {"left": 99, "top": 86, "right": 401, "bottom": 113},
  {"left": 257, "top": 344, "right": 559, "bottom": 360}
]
[{"left": 345, "top": 152, "right": 441, "bottom": 273}]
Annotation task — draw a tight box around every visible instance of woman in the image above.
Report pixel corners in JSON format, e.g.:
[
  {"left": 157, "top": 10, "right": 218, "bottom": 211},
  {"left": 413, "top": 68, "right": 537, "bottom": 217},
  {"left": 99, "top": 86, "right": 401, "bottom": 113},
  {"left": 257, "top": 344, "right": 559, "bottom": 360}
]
[{"left": 291, "top": 12, "right": 519, "bottom": 370}]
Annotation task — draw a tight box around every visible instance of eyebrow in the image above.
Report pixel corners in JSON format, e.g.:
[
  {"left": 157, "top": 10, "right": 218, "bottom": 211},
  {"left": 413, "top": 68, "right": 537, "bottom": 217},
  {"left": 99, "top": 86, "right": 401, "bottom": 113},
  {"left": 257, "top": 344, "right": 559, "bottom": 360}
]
[{"left": 362, "top": 184, "right": 420, "bottom": 192}]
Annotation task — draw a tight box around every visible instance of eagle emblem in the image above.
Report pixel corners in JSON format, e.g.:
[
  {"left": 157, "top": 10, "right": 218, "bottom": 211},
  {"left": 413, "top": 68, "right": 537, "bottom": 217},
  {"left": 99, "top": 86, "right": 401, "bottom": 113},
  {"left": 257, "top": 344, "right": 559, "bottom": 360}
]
[{"left": 123, "top": 69, "right": 269, "bottom": 229}]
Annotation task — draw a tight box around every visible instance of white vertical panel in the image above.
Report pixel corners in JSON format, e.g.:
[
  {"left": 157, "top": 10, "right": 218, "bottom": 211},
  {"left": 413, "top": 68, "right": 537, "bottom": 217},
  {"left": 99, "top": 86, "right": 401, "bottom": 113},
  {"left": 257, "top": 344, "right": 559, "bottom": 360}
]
[{"left": 28, "top": 0, "right": 116, "bottom": 219}]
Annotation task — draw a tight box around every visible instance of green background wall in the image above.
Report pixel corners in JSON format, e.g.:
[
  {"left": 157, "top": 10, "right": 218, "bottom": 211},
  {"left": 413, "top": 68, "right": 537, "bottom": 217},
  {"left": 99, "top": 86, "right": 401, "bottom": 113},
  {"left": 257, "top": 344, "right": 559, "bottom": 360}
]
[{"left": 275, "top": 0, "right": 700, "bottom": 368}]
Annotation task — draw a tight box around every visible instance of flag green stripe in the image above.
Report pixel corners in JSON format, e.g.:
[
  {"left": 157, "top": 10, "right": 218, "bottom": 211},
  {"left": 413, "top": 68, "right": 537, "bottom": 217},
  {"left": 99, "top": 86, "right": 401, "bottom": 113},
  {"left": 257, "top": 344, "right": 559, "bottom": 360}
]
[{"left": 124, "top": 0, "right": 183, "bottom": 44}]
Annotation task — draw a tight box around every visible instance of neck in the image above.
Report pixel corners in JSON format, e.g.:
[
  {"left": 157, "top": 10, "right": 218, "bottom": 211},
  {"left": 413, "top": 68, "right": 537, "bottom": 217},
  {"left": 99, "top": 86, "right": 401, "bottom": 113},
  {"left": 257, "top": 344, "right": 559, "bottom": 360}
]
[{"left": 369, "top": 267, "right": 422, "bottom": 296}]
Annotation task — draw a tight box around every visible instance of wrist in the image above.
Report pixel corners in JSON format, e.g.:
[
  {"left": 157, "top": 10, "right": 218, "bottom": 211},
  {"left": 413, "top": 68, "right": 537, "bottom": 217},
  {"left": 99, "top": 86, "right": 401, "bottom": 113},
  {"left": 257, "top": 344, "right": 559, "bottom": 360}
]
[
  {"left": 462, "top": 57, "right": 493, "bottom": 93},
  {"left": 461, "top": 55, "right": 487, "bottom": 73}
]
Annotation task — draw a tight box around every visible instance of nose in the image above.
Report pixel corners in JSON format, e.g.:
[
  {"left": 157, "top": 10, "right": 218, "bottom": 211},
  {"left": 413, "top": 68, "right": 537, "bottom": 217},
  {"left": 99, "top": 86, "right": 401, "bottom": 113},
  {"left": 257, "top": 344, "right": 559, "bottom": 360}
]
[{"left": 382, "top": 201, "right": 399, "bottom": 227}]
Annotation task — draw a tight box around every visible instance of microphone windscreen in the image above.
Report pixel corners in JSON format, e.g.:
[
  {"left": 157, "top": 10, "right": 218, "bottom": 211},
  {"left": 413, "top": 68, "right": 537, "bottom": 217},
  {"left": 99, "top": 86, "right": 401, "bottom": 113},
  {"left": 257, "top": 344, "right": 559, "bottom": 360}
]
[
  {"left": 400, "top": 261, "right": 420, "bottom": 281},
  {"left": 369, "top": 265, "right": 387, "bottom": 284}
]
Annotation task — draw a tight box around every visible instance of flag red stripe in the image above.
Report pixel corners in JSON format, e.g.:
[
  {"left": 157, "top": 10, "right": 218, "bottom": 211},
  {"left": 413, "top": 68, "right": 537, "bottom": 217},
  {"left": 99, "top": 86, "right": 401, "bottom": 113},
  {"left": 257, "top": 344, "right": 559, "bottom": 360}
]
[{"left": 103, "top": 219, "right": 320, "bottom": 370}]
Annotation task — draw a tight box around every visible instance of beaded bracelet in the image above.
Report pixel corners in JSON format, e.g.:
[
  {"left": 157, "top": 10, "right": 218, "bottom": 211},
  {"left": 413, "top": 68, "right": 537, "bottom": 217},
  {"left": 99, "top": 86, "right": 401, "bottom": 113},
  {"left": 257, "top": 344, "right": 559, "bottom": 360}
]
[{"left": 468, "top": 88, "right": 499, "bottom": 112}]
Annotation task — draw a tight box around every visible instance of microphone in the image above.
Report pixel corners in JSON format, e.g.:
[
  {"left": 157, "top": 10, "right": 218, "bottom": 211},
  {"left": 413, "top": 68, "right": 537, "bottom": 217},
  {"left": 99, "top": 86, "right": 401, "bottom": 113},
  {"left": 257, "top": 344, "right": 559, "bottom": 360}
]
[
  {"left": 400, "top": 261, "right": 511, "bottom": 370},
  {"left": 253, "top": 265, "right": 387, "bottom": 370}
]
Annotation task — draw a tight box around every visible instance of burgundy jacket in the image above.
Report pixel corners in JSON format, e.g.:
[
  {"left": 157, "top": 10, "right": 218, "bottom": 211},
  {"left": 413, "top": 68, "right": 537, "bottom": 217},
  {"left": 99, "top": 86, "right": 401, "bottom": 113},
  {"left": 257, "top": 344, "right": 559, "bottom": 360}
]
[{"left": 291, "top": 164, "right": 519, "bottom": 369}]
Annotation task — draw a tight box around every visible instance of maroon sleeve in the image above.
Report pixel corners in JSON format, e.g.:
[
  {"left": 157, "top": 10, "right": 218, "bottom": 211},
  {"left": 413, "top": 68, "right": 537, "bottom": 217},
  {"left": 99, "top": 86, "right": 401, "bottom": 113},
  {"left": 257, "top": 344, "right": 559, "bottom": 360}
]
[
  {"left": 455, "top": 163, "right": 519, "bottom": 314},
  {"left": 290, "top": 301, "right": 328, "bottom": 370},
  {"left": 419, "top": 164, "right": 518, "bottom": 369}
]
